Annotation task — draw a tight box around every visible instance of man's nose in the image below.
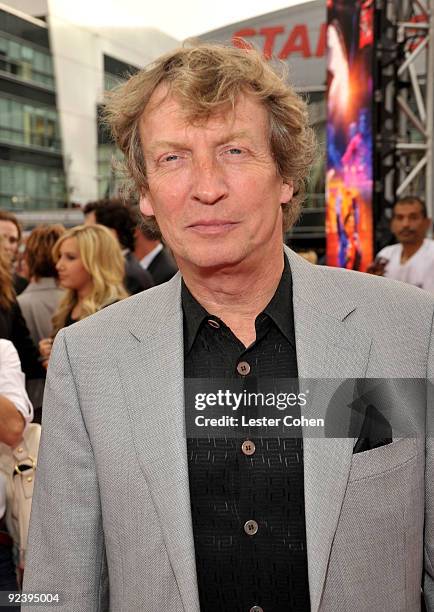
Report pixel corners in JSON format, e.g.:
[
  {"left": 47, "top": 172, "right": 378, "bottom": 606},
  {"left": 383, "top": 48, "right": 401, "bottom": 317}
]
[{"left": 191, "top": 158, "right": 228, "bottom": 205}]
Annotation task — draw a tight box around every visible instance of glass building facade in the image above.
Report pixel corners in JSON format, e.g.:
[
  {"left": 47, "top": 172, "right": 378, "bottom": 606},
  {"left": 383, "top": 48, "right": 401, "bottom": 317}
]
[
  {"left": 0, "top": 95, "right": 61, "bottom": 151},
  {"left": 0, "top": 161, "right": 66, "bottom": 209},
  {"left": 0, "top": 32, "right": 55, "bottom": 90},
  {"left": 97, "top": 55, "right": 138, "bottom": 199},
  {"left": 0, "top": 8, "right": 66, "bottom": 211}
]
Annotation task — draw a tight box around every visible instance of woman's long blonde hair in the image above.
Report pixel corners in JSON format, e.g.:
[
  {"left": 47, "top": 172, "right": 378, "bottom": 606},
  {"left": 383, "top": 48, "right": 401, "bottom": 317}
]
[{"left": 52, "top": 224, "right": 128, "bottom": 335}]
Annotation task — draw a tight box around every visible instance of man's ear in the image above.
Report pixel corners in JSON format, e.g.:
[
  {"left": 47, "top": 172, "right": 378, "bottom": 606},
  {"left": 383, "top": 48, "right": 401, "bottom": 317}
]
[
  {"left": 139, "top": 193, "right": 155, "bottom": 217},
  {"left": 281, "top": 180, "right": 294, "bottom": 203}
]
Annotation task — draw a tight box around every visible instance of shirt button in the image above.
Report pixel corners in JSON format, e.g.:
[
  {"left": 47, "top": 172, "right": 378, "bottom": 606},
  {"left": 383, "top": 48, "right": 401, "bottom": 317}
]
[
  {"left": 241, "top": 440, "right": 256, "bottom": 456},
  {"left": 244, "top": 519, "right": 258, "bottom": 536},
  {"left": 237, "top": 361, "right": 251, "bottom": 376},
  {"left": 207, "top": 319, "right": 220, "bottom": 329},
  {"left": 250, "top": 607, "right": 264, "bottom": 612}
]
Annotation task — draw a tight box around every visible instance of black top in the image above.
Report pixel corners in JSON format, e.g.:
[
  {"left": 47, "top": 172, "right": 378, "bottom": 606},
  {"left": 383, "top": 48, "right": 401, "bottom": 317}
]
[
  {"left": 124, "top": 251, "right": 154, "bottom": 295},
  {"left": 182, "top": 256, "right": 310, "bottom": 612},
  {"left": 0, "top": 300, "right": 44, "bottom": 379},
  {"left": 13, "top": 273, "right": 29, "bottom": 296}
]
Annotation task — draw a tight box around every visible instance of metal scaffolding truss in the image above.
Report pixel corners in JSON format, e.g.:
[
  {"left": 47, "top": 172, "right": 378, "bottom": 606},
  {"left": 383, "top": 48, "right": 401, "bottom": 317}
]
[{"left": 374, "top": 0, "right": 433, "bottom": 240}]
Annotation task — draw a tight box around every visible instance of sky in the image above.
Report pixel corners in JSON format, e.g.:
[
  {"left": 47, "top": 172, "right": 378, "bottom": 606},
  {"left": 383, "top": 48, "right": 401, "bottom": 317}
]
[{"left": 48, "top": 0, "right": 311, "bottom": 40}]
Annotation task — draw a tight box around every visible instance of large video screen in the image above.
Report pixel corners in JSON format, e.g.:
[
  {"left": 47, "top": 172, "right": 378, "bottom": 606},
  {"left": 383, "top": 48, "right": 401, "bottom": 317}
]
[{"left": 325, "top": 0, "right": 374, "bottom": 270}]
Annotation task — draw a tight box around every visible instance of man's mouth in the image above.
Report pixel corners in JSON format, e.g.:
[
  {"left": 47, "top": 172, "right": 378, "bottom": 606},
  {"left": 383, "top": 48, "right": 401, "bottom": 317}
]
[{"left": 187, "top": 220, "right": 239, "bottom": 234}]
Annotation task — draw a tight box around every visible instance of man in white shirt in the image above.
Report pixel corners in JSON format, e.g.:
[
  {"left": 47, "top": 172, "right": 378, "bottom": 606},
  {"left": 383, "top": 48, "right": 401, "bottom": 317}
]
[
  {"left": 0, "top": 339, "right": 33, "bottom": 448},
  {"left": 0, "top": 339, "right": 33, "bottom": 589},
  {"left": 374, "top": 196, "right": 434, "bottom": 293}
]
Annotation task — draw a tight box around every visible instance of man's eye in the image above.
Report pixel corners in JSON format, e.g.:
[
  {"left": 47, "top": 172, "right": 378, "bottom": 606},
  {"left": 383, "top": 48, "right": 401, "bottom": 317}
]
[
  {"left": 227, "top": 148, "right": 243, "bottom": 155},
  {"left": 162, "top": 154, "right": 180, "bottom": 162}
]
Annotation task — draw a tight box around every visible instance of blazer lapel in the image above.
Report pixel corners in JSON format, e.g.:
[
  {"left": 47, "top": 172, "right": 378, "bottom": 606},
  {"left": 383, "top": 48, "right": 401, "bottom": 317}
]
[
  {"left": 286, "top": 249, "right": 373, "bottom": 612},
  {"left": 116, "top": 276, "right": 200, "bottom": 612}
]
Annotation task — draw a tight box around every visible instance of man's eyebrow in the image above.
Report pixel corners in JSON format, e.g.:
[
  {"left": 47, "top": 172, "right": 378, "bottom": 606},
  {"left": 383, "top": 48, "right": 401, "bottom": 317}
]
[{"left": 146, "top": 131, "right": 254, "bottom": 154}]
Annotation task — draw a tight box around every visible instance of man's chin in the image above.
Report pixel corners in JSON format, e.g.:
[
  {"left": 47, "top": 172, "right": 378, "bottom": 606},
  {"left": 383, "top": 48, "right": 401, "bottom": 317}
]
[{"left": 179, "top": 249, "right": 247, "bottom": 272}]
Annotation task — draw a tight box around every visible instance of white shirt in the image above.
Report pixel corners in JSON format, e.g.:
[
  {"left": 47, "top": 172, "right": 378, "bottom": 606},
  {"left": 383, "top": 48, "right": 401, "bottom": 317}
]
[
  {"left": 0, "top": 340, "right": 33, "bottom": 517},
  {"left": 139, "top": 243, "right": 163, "bottom": 269},
  {"left": 0, "top": 340, "right": 33, "bottom": 424},
  {"left": 377, "top": 238, "right": 434, "bottom": 293}
]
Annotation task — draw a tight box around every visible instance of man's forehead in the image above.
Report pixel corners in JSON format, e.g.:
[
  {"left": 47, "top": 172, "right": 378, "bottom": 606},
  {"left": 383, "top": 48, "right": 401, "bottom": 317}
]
[
  {"left": 140, "top": 83, "right": 268, "bottom": 135},
  {"left": 394, "top": 202, "right": 424, "bottom": 215}
]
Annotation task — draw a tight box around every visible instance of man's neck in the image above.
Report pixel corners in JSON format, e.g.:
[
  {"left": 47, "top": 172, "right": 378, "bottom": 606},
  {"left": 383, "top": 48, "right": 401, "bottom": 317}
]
[
  {"left": 401, "top": 239, "right": 424, "bottom": 263},
  {"left": 180, "top": 251, "right": 285, "bottom": 347}
]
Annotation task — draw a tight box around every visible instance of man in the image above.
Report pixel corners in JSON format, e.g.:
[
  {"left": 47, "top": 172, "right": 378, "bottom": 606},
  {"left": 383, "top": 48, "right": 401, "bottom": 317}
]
[
  {"left": 0, "top": 339, "right": 33, "bottom": 591},
  {"left": 24, "top": 45, "right": 433, "bottom": 611},
  {"left": 83, "top": 199, "right": 154, "bottom": 294},
  {"left": 370, "top": 196, "right": 434, "bottom": 292},
  {"left": 131, "top": 205, "right": 177, "bottom": 285},
  {"left": 0, "top": 211, "right": 28, "bottom": 295}
]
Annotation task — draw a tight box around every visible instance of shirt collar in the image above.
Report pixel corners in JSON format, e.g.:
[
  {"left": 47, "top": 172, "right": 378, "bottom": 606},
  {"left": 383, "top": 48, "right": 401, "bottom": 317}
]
[
  {"left": 181, "top": 254, "right": 295, "bottom": 354},
  {"left": 140, "top": 243, "right": 164, "bottom": 269}
]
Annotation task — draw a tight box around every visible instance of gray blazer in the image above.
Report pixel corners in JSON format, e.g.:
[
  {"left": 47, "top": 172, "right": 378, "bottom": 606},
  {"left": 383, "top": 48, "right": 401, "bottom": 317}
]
[{"left": 23, "top": 248, "right": 434, "bottom": 612}]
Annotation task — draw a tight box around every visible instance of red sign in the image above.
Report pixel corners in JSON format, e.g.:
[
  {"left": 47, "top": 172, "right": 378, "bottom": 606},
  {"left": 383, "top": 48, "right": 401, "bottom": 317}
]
[{"left": 232, "top": 23, "right": 327, "bottom": 60}]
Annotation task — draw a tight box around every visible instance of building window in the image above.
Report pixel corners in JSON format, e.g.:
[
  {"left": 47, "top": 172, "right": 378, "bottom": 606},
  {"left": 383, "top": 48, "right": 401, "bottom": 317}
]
[
  {"left": 97, "top": 144, "right": 125, "bottom": 198},
  {"left": 0, "top": 33, "right": 55, "bottom": 90},
  {"left": 0, "top": 161, "right": 66, "bottom": 210},
  {"left": 0, "top": 96, "right": 61, "bottom": 151}
]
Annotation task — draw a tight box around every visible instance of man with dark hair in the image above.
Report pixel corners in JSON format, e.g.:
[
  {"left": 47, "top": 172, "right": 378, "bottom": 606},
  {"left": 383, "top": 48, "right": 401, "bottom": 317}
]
[
  {"left": 131, "top": 205, "right": 177, "bottom": 285},
  {"left": 374, "top": 196, "right": 434, "bottom": 292},
  {"left": 0, "top": 210, "right": 28, "bottom": 295},
  {"left": 83, "top": 199, "right": 153, "bottom": 294}
]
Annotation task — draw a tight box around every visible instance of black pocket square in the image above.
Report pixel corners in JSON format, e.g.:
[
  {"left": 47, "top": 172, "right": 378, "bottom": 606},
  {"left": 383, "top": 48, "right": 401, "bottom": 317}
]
[{"left": 353, "top": 404, "right": 393, "bottom": 454}]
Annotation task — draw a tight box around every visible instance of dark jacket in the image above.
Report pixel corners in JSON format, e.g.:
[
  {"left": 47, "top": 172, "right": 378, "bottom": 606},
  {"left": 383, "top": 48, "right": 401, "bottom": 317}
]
[
  {"left": 124, "top": 251, "right": 154, "bottom": 295},
  {"left": 0, "top": 300, "right": 45, "bottom": 379},
  {"left": 13, "top": 272, "right": 29, "bottom": 295},
  {"left": 148, "top": 248, "right": 178, "bottom": 285}
]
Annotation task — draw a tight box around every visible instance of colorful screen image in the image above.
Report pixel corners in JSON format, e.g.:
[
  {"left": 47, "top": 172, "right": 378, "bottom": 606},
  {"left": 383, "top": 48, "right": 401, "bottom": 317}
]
[{"left": 326, "top": 0, "right": 374, "bottom": 270}]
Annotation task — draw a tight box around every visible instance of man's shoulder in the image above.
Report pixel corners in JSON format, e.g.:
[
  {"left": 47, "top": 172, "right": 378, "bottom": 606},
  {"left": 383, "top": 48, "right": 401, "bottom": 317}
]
[
  {"left": 424, "top": 239, "right": 434, "bottom": 256},
  {"left": 62, "top": 275, "right": 180, "bottom": 345},
  {"left": 376, "top": 243, "right": 399, "bottom": 259},
  {"left": 319, "top": 262, "right": 434, "bottom": 305},
  {"left": 293, "top": 253, "right": 434, "bottom": 319}
]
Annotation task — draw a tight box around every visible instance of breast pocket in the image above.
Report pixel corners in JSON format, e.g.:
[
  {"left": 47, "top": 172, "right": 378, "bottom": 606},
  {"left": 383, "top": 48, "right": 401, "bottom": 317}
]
[
  {"left": 323, "top": 438, "right": 424, "bottom": 611},
  {"left": 348, "top": 438, "right": 419, "bottom": 482}
]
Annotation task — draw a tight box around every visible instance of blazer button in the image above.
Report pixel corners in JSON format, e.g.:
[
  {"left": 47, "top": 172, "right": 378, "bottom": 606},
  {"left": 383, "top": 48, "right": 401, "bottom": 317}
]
[
  {"left": 250, "top": 606, "right": 264, "bottom": 612},
  {"left": 237, "top": 361, "right": 251, "bottom": 376},
  {"left": 244, "top": 519, "right": 258, "bottom": 536},
  {"left": 241, "top": 440, "right": 256, "bottom": 456}
]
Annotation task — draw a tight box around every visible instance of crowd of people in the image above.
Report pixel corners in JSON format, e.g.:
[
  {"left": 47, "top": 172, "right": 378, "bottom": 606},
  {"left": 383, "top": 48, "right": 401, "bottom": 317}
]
[{"left": 0, "top": 200, "right": 177, "bottom": 592}]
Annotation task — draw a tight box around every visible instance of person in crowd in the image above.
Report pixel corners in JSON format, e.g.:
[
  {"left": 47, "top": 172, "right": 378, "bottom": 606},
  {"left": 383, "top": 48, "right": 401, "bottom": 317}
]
[
  {"left": 17, "top": 225, "right": 65, "bottom": 419},
  {"left": 368, "top": 196, "right": 434, "bottom": 292},
  {"left": 0, "top": 339, "right": 33, "bottom": 592},
  {"left": 0, "top": 211, "right": 28, "bottom": 295},
  {"left": 83, "top": 199, "right": 154, "bottom": 294},
  {"left": 131, "top": 204, "right": 177, "bottom": 285},
  {"left": 24, "top": 44, "right": 434, "bottom": 611},
  {"left": 38, "top": 224, "right": 128, "bottom": 366},
  {"left": 0, "top": 236, "right": 44, "bottom": 381},
  {"left": 17, "top": 225, "right": 65, "bottom": 346}
]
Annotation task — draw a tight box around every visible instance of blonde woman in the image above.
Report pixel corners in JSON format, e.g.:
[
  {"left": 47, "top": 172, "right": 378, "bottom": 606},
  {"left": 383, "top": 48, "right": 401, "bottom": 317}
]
[{"left": 39, "top": 224, "right": 128, "bottom": 365}]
